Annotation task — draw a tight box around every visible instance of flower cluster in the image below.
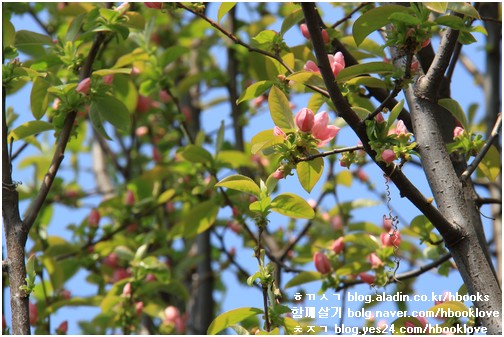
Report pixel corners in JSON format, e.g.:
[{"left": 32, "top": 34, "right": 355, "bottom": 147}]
[
  {"left": 294, "top": 108, "right": 340, "bottom": 147},
  {"left": 303, "top": 52, "right": 346, "bottom": 77}
]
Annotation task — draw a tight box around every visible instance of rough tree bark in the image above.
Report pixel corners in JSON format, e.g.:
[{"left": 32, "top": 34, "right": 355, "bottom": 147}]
[{"left": 301, "top": 3, "right": 502, "bottom": 334}]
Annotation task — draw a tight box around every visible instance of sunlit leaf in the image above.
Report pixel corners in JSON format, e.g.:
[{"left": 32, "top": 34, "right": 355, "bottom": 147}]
[
  {"left": 208, "top": 307, "right": 263, "bottom": 335},
  {"left": 215, "top": 174, "right": 261, "bottom": 198},
  {"left": 336, "top": 62, "right": 396, "bottom": 82},
  {"left": 268, "top": 86, "right": 296, "bottom": 130},
  {"left": 271, "top": 193, "right": 315, "bottom": 219},
  {"left": 8, "top": 121, "right": 53, "bottom": 141},
  {"left": 296, "top": 156, "right": 324, "bottom": 193},
  {"left": 285, "top": 271, "right": 322, "bottom": 289},
  {"left": 478, "top": 145, "right": 501, "bottom": 182},
  {"left": 217, "top": 2, "right": 236, "bottom": 22}
]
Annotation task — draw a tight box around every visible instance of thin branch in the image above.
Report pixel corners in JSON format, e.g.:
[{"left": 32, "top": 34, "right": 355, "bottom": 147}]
[
  {"left": 295, "top": 145, "right": 363, "bottom": 163},
  {"left": 331, "top": 3, "right": 370, "bottom": 28},
  {"left": 459, "top": 53, "right": 485, "bottom": 87},
  {"left": 477, "top": 197, "right": 502, "bottom": 206},
  {"left": 366, "top": 86, "right": 402, "bottom": 121},
  {"left": 480, "top": 16, "right": 502, "bottom": 24},
  {"left": 27, "top": 6, "right": 52, "bottom": 35},
  {"left": 22, "top": 32, "right": 108, "bottom": 233},
  {"left": 461, "top": 113, "right": 502, "bottom": 181}
]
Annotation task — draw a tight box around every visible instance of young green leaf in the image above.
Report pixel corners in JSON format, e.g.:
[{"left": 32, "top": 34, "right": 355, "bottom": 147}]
[
  {"left": 424, "top": 2, "right": 448, "bottom": 14},
  {"left": 296, "top": 156, "right": 324, "bottom": 193},
  {"left": 286, "top": 71, "right": 325, "bottom": 87},
  {"left": 89, "top": 102, "right": 112, "bottom": 140},
  {"left": 268, "top": 86, "right": 296, "bottom": 130},
  {"left": 217, "top": 2, "right": 237, "bottom": 22},
  {"left": 207, "top": 307, "right": 264, "bottom": 335},
  {"left": 438, "top": 98, "right": 469, "bottom": 130},
  {"left": 336, "top": 62, "right": 396, "bottom": 82},
  {"left": 387, "top": 99, "right": 404, "bottom": 126},
  {"left": 236, "top": 80, "right": 272, "bottom": 105},
  {"left": 270, "top": 193, "right": 315, "bottom": 219},
  {"left": 30, "top": 77, "right": 51, "bottom": 119},
  {"left": 250, "top": 129, "right": 285, "bottom": 154},
  {"left": 280, "top": 7, "right": 303, "bottom": 36},
  {"left": 8, "top": 120, "right": 53, "bottom": 141},
  {"left": 92, "top": 95, "right": 131, "bottom": 133},
  {"left": 180, "top": 144, "right": 214, "bottom": 165},
  {"left": 215, "top": 174, "right": 261, "bottom": 198},
  {"left": 284, "top": 271, "right": 322, "bottom": 289},
  {"left": 478, "top": 145, "right": 500, "bottom": 182},
  {"left": 352, "top": 5, "right": 411, "bottom": 46}
]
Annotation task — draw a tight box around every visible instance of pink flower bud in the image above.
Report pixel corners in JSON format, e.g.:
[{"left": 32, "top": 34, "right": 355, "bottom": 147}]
[
  {"left": 159, "top": 90, "right": 171, "bottom": 103},
  {"left": 377, "top": 320, "right": 387, "bottom": 330},
  {"left": 273, "top": 126, "right": 286, "bottom": 138},
  {"left": 421, "top": 39, "right": 431, "bottom": 48},
  {"left": 153, "top": 147, "right": 162, "bottom": 163},
  {"left": 164, "top": 306, "right": 180, "bottom": 323},
  {"left": 29, "top": 302, "right": 38, "bottom": 326},
  {"left": 103, "top": 253, "right": 119, "bottom": 268},
  {"left": 272, "top": 168, "right": 284, "bottom": 180},
  {"left": 321, "top": 29, "right": 330, "bottom": 43},
  {"left": 53, "top": 98, "right": 61, "bottom": 110},
  {"left": 394, "top": 120, "right": 408, "bottom": 135},
  {"left": 303, "top": 60, "right": 320, "bottom": 73},
  {"left": 383, "top": 217, "right": 393, "bottom": 231},
  {"left": 137, "top": 95, "right": 154, "bottom": 113},
  {"left": 103, "top": 74, "right": 114, "bottom": 85},
  {"left": 76, "top": 77, "right": 91, "bottom": 95},
  {"left": 56, "top": 320, "right": 68, "bottom": 334},
  {"left": 295, "top": 108, "right": 315, "bottom": 132},
  {"left": 339, "top": 160, "right": 347, "bottom": 167},
  {"left": 113, "top": 268, "right": 131, "bottom": 283},
  {"left": 135, "top": 126, "right": 149, "bottom": 137},
  {"left": 252, "top": 95, "right": 266, "bottom": 108},
  {"left": 381, "top": 230, "right": 401, "bottom": 247},
  {"left": 375, "top": 113, "right": 385, "bottom": 123},
  {"left": 307, "top": 199, "right": 317, "bottom": 209},
  {"left": 122, "top": 282, "right": 132, "bottom": 296},
  {"left": 381, "top": 149, "right": 396, "bottom": 164},
  {"left": 368, "top": 253, "right": 383, "bottom": 268},
  {"left": 453, "top": 126, "right": 464, "bottom": 138},
  {"left": 313, "top": 251, "right": 331, "bottom": 274},
  {"left": 88, "top": 208, "right": 100, "bottom": 228},
  {"left": 328, "top": 52, "right": 345, "bottom": 76},
  {"left": 146, "top": 273, "right": 157, "bottom": 282},
  {"left": 359, "top": 272, "right": 375, "bottom": 285},
  {"left": 331, "top": 215, "right": 343, "bottom": 231},
  {"left": 125, "top": 190, "right": 135, "bottom": 206},
  {"left": 331, "top": 237, "right": 344, "bottom": 254},
  {"left": 135, "top": 301, "right": 144, "bottom": 316},
  {"left": 356, "top": 169, "right": 369, "bottom": 183},
  {"left": 61, "top": 289, "right": 71, "bottom": 300},
  {"left": 300, "top": 24, "right": 310, "bottom": 39},
  {"left": 144, "top": 2, "right": 163, "bottom": 9},
  {"left": 115, "top": 2, "right": 130, "bottom": 15}
]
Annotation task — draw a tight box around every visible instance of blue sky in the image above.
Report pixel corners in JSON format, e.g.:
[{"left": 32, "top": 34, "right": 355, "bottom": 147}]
[{"left": 3, "top": 2, "right": 495, "bottom": 335}]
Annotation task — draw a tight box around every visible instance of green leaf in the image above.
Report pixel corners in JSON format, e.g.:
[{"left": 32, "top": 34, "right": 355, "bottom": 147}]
[
  {"left": 307, "top": 93, "right": 325, "bottom": 113},
  {"left": 180, "top": 144, "right": 214, "bottom": 165},
  {"left": 286, "top": 71, "right": 325, "bottom": 87},
  {"left": 296, "top": 156, "right": 324, "bottom": 193},
  {"left": 229, "top": 325, "right": 251, "bottom": 335},
  {"left": 215, "top": 120, "right": 225, "bottom": 155},
  {"left": 352, "top": 5, "right": 411, "bottom": 46},
  {"left": 26, "top": 254, "right": 37, "bottom": 283},
  {"left": 346, "top": 76, "right": 387, "bottom": 89},
  {"left": 268, "top": 86, "right": 295, "bottom": 130},
  {"left": 170, "top": 200, "right": 219, "bottom": 238},
  {"left": 208, "top": 307, "right": 263, "bottom": 335},
  {"left": 280, "top": 7, "right": 303, "bottom": 36},
  {"left": 343, "top": 233, "right": 380, "bottom": 250},
  {"left": 388, "top": 12, "right": 421, "bottom": 26},
  {"left": 336, "top": 62, "right": 396, "bottom": 82},
  {"left": 387, "top": 99, "right": 404, "bottom": 126},
  {"left": 428, "top": 301, "right": 469, "bottom": 316},
  {"left": 8, "top": 121, "right": 53, "bottom": 141},
  {"left": 336, "top": 261, "right": 370, "bottom": 276},
  {"left": 30, "top": 77, "right": 51, "bottom": 119},
  {"left": 352, "top": 107, "right": 372, "bottom": 119},
  {"left": 216, "top": 150, "right": 254, "bottom": 169},
  {"left": 478, "top": 145, "right": 500, "bottom": 182},
  {"left": 237, "top": 80, "right": 272, "bottom": 105},
  {"left": 447, "top": 2, "right": 480, "bottom": 19},
  {"left": 270, "top": 193, "right": 315, "bottom": 219},
  {"left": 92, "top": 95, "right": 131, "bottom": 133},
  {"left": 3, "top": 20, "right": 15, "bottom": 49},
  {"left": 424, "top": 2, "right": 448, "bottom": 14},
  {"left": 435, "top": 16, "right": 465, "bottom": 30},
  {"left": 217, "top": 2, "right": 236, "bottom": 22},
  {"left": 215, "top": 174, "right": 261, "bottom": 198},
  {"left": 284, "top": 271, "right": 322, "bottom": 289},
  {"left": 14, "top": 29, "right": 53, "bottom": 47},
  {"left": 250, "top": 129, "right": 285, "bottom": 154},
  {"left": 159, "top": 46, "right": 190, "bottom": 68},
  {"left": 390, "top": 317, "right": 423, "bottom": 334},
  {"left": 335, "top": 170, "right": 353, "bottom": 187},
  {"left": 157, "top": 189, "right": 175, "bottom": 205},
  {"left": 89, "top": 101, "right": 112, "bottom": 140},
  {"left": 92, "top": 68, "right": 132, "bottom": 76},
  {"left": 438, "top": 98, "right": 469, "bottom": 130}
]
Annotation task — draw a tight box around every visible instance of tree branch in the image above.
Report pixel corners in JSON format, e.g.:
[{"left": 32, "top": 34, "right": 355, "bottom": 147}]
[
  {"left": 331, "top": 3, "right": 370, "bottom": 28},
  {"left": 461, "top": 113, "right": 502, "bottom": 181},
  {"left": 295, "top": 145, "right": 363, "bottom": 163}
]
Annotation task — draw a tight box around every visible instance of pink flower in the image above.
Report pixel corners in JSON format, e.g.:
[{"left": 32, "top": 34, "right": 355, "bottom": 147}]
[
  {"left": 381, "top": 230, "right": 401, "bottom": 247},
  {"left": 359, "top": 272, "right": 375, "bottom": 285},
  {"left": 331, "top": 237, "right": 344, "bottom": 254},
  {"left": 88, "top": 208, "right": 100, "bottom": 228},
  {"left": 321, "top": 29, "right": 330, "bottom": 44},
  {"left": 112, "top": 268, "right": 131, "bottom": 282},
  {"left": 144, "top": 2, "right": 163, "bottom": 9},
  {"left": 313, "top": 251, "right": 331, "bottom": 274},
  {"left": 381, "top": 149, "right": 396, "bottom": 164},
  {"left": 405, "top": 316, "right": 428, "bottom": 329},
  {"left": 164, "top": 306, "right": 186, "bottom": 332},
  {"left": 273, "top": 126, "right": 286, "bottom": 138},
  {"left": 137, "top": 95, "right": 154, "bottom": 113},
  {"left": 300, "top": 24, "right": 310, "bottom": 39},
  {"left": 159, "top": 90, "right": 171, "bottom": 103},
  {"left": 303, "top": 60, "right": 320, "bottom": 73},
  {"left": 272, "top": 168, "right": 284, "bottom": 180},
  {"left": 135, "top": 126, "right": 149, "bottom": 137},
  {"left": 146, "top": 273, "right": 157, "bottom": 282},
  {"left": 103, "top": 253, "right": 119, "bottom": 268},
  {"left": 453, "top": 126, "right": 464, "bottom": 138},
  {"left": 295, "top": 108, "right": 315, "bottom": 132},
  {"left": 76, "top": 77, "right": 91, "bottom": 95},
  {"left": 311, "top": 111, "right": 340, "bottom": 147},
  {"left": 331, "top": 215, "right": 343, "bottom": 231},
  {"left": 307, "top": 199, "right": 317, "bottom": 209},
  {"left": 29, "top": 302, "right": 38, "bottom": 326},
  {"left": 368, "top": 253, "right": 383, "bottom": 268},
  {"left": 252, "top": 95, "right": 266, "bottom": 108},
  {"left": 56, "top": 321, "right": 68, "bottom": 334},
  {"left": 394, "top": 120, "right": 408, "bottom": 135},
  {"left": 377, "top": 320, "right": 387, "bottom": 330},
  {"left": 328, "top": 52, "right": 345, "bottom": 76},
  {"left": 103, "top": 74, "right": 114, "bottom": 85}
]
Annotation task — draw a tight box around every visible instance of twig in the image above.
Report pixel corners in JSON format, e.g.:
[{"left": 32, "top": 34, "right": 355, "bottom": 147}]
[
  {"left": 459, "top": 53, "right": 485, "bottom": 87},
  {"left": 331, "top": 3, "right": 370, "bottom": 28},
  {"left": 461, "top": 113, "right": 502, "bottom": 182},
  {"left": 366, "top": 86, "right": 402, "bottom": 121},
  {"left": 295, "top": 145, "right": 364, "bottom": 163},
  {"left": 27, "top": 6, "right": 52, "bottom": 35},
  {"left": 477, "top": 197, "right": 502, "bottom": 206},
  {"left": 480, "top": 16, "right": 502, "bottom": 24}
]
